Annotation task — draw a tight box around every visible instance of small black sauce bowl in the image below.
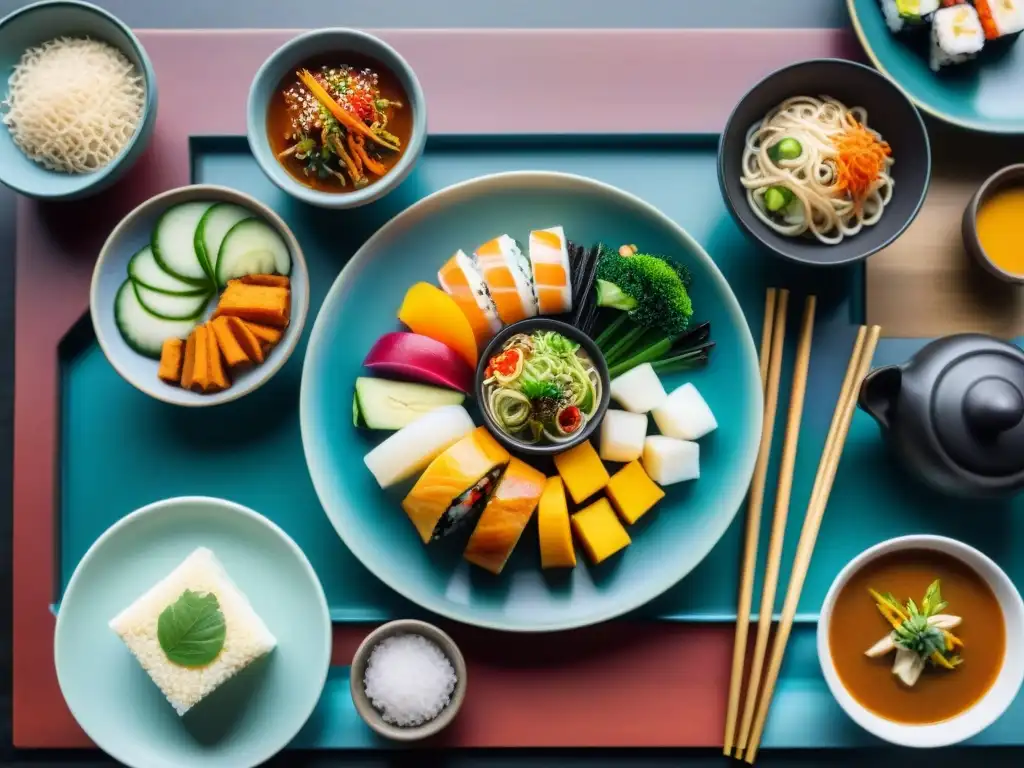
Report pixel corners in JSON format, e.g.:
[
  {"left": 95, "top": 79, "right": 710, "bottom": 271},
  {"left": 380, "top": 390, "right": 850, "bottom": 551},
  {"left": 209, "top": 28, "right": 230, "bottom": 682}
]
[
  {"left": 962, "top": 164, "right": 1024, "bottom": 285},
  {"left": 718, "top": 58, "right": 931, "bottom": 267},
  {"left": 475, "top": 318, "right": 610, "bottom": 458}
]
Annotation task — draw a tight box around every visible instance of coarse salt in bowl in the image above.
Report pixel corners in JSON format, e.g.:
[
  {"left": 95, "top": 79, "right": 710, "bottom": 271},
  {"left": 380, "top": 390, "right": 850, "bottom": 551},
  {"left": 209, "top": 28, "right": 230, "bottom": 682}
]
[{"left": 349, "top": 619, "right": 467, "bottom": 741}]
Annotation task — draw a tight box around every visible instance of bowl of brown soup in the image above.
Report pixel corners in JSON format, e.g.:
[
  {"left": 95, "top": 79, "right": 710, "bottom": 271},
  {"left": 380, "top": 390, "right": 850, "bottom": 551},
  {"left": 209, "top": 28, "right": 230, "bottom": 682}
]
[
  {"left": 247, "top": 28, "right": 426, "bottom": 209},
  {"left": 818, "top": 535, "right": 1024, "bottom": 748}
]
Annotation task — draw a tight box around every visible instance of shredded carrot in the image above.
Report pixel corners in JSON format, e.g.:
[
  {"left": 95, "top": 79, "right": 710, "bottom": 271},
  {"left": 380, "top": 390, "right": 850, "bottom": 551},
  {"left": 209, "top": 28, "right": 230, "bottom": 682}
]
[
  {"left": 352, "top": 135, "right": 388, "bottom": 176},
  {"left": 296, "top": 69, "right": 399, "bottom": 151},
  {"left": 346, "top": 134, "right": 364, "bottom": 175},
  {"left": 833, "top": 114, "right": 891, "bottom": 212}
]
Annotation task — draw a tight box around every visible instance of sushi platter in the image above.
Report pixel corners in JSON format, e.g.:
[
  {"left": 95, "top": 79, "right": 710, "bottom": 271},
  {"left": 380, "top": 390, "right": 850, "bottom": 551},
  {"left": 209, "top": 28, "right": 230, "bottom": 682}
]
[{"left": 7, "top": 4, "right": 1024, "bottom": 766}]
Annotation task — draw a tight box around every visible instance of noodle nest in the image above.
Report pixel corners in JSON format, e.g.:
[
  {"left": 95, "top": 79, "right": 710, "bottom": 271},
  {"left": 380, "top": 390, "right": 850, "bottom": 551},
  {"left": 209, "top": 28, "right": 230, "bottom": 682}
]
[
  {"left": 1, "top": 37, "right": 146, "bottom": 174},
  {"left": 741, "top": 95, "right": 894, "bottom": 245}
]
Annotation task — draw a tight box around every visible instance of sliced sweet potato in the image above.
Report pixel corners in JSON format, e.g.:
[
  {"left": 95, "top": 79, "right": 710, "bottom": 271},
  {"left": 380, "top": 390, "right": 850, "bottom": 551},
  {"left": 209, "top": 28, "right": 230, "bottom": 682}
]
[
  {"left": 245, "top": 322, "right": 283, "bottom": 352},
  {"left": 180, "top": 331, "right": 198, "bottom": 390},
  {"left": 204, "top": 323, "right": 230, "bottom": 392},
  {"left": 158, "top": 338, "right": 184, "bottom": 385},
  {"left": 226, "top": 316, "right": 264, "bottom": 364},
  {"left": 211, "top": 316, "right": 252, "bottom": 370},
  {"left": 189, "top": 325, "right": 211, "bottom": 393},
  {"left": 213, "top": 282, "right": 290, "bottom": 328},
  {"left": 239, "top": 274, "right": 290, "bottom": 288}
]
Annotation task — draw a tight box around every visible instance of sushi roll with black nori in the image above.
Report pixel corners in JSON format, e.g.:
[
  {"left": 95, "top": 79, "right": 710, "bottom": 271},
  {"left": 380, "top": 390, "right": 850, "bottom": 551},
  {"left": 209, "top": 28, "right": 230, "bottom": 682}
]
[
  {"left": 930, "top": 3, "right": 986, "bottom": 70},
  {"left": 974, "top": 0, "right": 1024, "bottom": 43},
  {"left": 431, "top": 467, "right": 503, "bottom": 540},
  {"left": 880, "top": 0, "right": 941, "bottom": 33}
]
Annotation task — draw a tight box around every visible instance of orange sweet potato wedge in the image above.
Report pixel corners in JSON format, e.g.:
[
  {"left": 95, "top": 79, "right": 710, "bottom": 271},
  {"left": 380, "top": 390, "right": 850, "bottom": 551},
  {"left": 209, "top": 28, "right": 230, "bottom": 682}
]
[
  {"left": 180, "top": 331, "right": 198, "bottom": 390},
  {"left": 204, "top": 323, "right": 230, "bottom": 392},
  {"left": 245, "top": 322, "right": 283, "bottom": 352},
  {"left": 158, "top": 338, "right": 184, "bottom": 385},
  {"left": 239, "top": 274, "right": 290, "bottom": 288},
  {"left": 211, "top": 316, "right": 252, "bottom": 370},
  {"left": 226, "top": 316, "right": 264, "bottom": 364},
  {"left": 213, "top": 283, "right": 290, "bottom": 328},
  {"left": 189, "top": 326, "right": 211, "bottom": 393}
]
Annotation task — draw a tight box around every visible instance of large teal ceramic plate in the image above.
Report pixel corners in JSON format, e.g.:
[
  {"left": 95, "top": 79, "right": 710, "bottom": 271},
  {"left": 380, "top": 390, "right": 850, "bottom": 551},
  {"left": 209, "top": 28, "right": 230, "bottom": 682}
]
[
  {"left": 849, "top": 0, "right": 1024, "bottom": 133},
  {"left": 300, "top": 171, "right": 762, "bottom": 632},
  {"left": 54, "top": 497, "right": 331, "bottom": 768}
]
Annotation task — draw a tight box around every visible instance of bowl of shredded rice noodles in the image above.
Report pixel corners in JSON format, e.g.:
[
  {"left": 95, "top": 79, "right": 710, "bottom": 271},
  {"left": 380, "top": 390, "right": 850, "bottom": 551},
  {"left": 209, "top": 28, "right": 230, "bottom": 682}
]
[
  {"left": 718, "top": 58, "right": 930, "bottom": 267},
  {"left": 0, "top": 0, "right": 157, "bottom": 200}
]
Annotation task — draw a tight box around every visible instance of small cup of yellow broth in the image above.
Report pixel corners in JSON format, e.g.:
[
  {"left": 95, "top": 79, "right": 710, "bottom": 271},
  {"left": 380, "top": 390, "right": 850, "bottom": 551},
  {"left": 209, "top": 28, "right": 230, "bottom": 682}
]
[{"left": 963, "top": 164, "right": 1024, "bottom": 283}]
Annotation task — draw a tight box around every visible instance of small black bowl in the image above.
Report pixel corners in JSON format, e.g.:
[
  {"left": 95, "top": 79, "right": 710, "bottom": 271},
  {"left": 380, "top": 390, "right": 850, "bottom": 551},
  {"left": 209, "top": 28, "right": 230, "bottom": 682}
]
[
  {"left": 718, "top": 58, "right": 931, "bottom": 267},
  {"left": 962, "top": 164, "right": 1024, "bottom": 284},
  {"left": 475, "top": 318, "right": 610, "bottom": 457}
]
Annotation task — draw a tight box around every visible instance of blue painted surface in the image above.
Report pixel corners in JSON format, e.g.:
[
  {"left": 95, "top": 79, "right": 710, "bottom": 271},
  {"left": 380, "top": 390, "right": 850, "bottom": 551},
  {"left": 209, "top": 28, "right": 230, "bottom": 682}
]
[{"left": 59, "top": 136, "right": 1024, "bottom": 748}]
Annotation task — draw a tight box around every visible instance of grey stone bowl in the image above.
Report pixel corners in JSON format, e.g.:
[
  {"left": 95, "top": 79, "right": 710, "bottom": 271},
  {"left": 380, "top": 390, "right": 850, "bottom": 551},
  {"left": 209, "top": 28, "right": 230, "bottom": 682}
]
[
  {"left": 962, "top": 164, "right": 1024, "bottom": 284},
  {"left": 349, "top": 619, "right": 467, "bottom": 741}
]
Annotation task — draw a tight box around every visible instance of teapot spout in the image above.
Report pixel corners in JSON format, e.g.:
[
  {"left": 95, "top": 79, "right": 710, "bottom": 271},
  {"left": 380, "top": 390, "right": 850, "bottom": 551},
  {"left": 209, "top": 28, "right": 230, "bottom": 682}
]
[{"left": 858, "top": 365, "right": 902, "bottom": 431}]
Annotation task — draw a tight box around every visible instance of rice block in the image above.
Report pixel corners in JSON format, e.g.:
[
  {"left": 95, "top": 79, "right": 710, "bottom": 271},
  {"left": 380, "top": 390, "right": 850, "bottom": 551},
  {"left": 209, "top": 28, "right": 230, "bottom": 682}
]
[
  {"left": 643, "top": 435, "right": 700, "bottom": 486},
  {"left": 652, "top": 382, "right": 718, "bottom": 441},
  {"left": 609, "top": 363, "right": 667, "bottom": 414},
  {"left": 600, "top": 410, "right": 648, "bottom": 463},
  {"left": 108, "top": 547, "right": 276, "bottom": 716}
]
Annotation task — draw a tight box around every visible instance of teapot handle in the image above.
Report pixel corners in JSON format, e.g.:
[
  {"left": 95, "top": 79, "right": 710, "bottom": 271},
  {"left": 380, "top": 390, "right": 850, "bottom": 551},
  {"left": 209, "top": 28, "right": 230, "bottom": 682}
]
[{"left": 858, "top": 365, "right": 902, "bottom": 431}]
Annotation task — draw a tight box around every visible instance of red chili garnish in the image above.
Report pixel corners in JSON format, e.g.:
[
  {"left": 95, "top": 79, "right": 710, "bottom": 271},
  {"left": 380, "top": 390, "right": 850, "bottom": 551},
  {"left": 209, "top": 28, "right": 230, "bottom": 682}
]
[
  {"left": 345, "top": 91, "right": 376, "bottom": 123},
  {"left": 558, "top": 406, "right": 582, "bottom": 433},
  {"left": 487, "top": 348, "right": 522, "bottom": 377}
]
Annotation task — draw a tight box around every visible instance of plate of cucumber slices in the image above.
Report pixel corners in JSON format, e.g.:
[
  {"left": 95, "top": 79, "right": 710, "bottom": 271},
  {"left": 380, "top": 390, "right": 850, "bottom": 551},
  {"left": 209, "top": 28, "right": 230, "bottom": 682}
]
[{"left": 90, "top": 184, "right": 308, "bottom": 406}]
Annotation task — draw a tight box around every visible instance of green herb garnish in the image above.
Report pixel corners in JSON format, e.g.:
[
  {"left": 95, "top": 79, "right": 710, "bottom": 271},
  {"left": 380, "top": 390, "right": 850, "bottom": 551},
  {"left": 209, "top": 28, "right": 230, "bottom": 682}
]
[
  {"left": 520, "top": 377, "right": 562, "bottom": 401},
  {"left": 157, "top": 590, "right": 226, "bottom": 668},
  {"left": 869, "top": 580, "right": 962, "bottom": 669}
]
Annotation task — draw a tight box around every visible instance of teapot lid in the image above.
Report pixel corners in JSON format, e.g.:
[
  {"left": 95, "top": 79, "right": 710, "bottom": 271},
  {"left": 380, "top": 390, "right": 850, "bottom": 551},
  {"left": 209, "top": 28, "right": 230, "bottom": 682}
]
[{"left": 933, "top": 346, "right": 1024, "bottom": 477}]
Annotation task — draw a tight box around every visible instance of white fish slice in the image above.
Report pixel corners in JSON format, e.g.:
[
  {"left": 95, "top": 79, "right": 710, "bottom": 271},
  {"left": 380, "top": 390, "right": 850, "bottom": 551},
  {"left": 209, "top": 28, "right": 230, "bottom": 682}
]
[{"left": 892, "top": 647, "right": 926, "bottom": 687}]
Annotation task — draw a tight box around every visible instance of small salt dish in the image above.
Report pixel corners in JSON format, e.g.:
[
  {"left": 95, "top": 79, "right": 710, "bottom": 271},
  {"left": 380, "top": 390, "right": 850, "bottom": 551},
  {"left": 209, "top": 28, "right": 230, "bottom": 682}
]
[{"left": 350, "top": 619, "right": 467, "bottom": 741}]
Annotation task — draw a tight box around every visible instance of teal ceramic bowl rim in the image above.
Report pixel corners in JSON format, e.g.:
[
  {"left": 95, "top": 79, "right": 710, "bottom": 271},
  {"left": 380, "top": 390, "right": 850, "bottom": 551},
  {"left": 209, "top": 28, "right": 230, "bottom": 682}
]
[
  {"left": 0, "top": 0, "right": 158, "bottom": 199},
  {"left": 300, "top": 169, "right": 763, "bottom": 632},
  {"left": 847, "top": 0, "right": 1022, "bottom": 135},
  {"left": 88, "top": 183, "right": 310, "bottom": 407},
  {"left": 53, "top": 495, "right": 333, "bottom": 768},
  {"left": 246, "top": 28, "right": 428, "bottom": 210}
]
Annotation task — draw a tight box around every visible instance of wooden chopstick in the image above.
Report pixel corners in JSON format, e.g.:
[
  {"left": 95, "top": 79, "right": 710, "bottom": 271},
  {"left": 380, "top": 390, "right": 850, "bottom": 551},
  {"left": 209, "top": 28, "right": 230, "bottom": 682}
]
[
  {"left": 743, "top": 325, "right": 882, "bottom": 764},
  {"left": 734, "top": 295, "right": 816, "bottom": 753},
  {"left": 723, "top": 288, "right": 788, "bottom": 755}
]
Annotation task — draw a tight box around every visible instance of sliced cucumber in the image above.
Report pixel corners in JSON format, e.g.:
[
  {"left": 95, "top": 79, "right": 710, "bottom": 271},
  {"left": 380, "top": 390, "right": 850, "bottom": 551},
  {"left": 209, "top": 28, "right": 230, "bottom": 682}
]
[
  {"left": 114, "top": 281, "right": 200, "bottom": 359},
  {"left": 216, "top": 218, "right": 292, "bottom": 287},
  {"left": 133, "top": 280, "right": 211, "bottom": 320},
  {"left": 127, "top": 246, "right": 207, "bottom": 296},
  {"left": 152, "top": 201, "right": 216, "bottom": 286},
  {"left": 196, "top": 203, "right": 252, "bottom": 281},
  {"left": 353, "top": 377, "right": 467, "bottom": 430}
]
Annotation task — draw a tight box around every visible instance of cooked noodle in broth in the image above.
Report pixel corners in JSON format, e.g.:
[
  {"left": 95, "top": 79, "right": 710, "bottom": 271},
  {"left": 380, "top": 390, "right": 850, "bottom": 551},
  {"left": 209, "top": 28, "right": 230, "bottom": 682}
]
[{"left": 741, "top": 96, "right": 894, "bottom": 245}]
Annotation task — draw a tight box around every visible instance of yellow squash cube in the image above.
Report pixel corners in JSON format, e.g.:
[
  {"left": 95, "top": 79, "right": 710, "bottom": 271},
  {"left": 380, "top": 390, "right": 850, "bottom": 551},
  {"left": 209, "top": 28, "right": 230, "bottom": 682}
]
[
  {"left": 571, "top": 498, "right": 631, "bottom": 565},
  {"left": 537, "top": 477, "right": 576, "bottom": 569},
  {"left": 606, "top": 460, "right": 665, "bottom": 525},
  {"left": 553, "top": 440, "right": 610, "bottom": 504}
]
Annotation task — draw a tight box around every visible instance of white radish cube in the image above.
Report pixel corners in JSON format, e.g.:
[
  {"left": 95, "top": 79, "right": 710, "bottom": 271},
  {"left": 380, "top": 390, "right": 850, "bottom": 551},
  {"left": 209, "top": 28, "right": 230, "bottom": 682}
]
[
  {"left": 600, "top": 410, "right": 648, "bottom": 463},
  {"left": 652, "top": 382, "right": 718, "bottom": 440},
  {"left": 109, "top": 547, "right": 277, "bottom": 716},
  {"left": 643, "top": 436, "right": 700, "bottom": 485},
  {"left": 609, "top": 363, "right": 667, "bottom": 414}
]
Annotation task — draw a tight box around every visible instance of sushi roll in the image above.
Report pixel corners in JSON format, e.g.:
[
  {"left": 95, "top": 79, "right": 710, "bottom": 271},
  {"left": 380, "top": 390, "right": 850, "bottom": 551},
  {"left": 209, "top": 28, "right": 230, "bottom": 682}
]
[
  {"left": 401, "top": 426, "right": 511, "bottom": 543},
  {"left": 472, "top": 235, "right": 538, "bottom": 325},
  {"left": 930, "top": 4, "right": 986, "bottom": 70},
  {"left": 879, "top": 0, "right": 941, "bottom": 33},
  {"left": 528, "top": 226, "right": 573, "bottom": 315},
  {"left": 973, "top": 0, "right": 1024, "bottom": 41},
  {"left": 437, "top": 249, "right": 502, "bottom": 346}
]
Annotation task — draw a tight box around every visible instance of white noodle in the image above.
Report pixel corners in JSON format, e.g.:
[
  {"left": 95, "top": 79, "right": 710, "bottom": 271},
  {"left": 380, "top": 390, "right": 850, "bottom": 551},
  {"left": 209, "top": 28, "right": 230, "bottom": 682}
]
[
  {"left": 1, "top": 37, "right": 145, "bottom": 174},
  {"left": 740, "top": 95, "right": 894, "bottom": 245}
]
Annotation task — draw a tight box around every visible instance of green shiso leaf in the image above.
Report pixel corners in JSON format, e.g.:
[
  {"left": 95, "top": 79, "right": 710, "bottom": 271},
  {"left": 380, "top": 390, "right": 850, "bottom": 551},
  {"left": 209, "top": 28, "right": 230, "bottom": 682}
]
[{"left": 157, "top": 590, "right": 226, "bottom": 668}]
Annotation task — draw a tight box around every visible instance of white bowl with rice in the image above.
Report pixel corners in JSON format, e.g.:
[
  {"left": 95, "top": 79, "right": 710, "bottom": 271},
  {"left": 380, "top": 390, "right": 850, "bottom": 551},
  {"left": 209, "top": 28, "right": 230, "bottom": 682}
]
[{"left": 0, "top": 0, "right": 157, "bottom": 200}]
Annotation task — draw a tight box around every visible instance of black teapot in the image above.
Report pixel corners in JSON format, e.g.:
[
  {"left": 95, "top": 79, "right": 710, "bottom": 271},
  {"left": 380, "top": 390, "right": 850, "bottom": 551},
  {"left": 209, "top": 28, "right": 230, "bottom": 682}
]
[{"left": 858, "top": 334, "right": 1024, "bottom": 499}]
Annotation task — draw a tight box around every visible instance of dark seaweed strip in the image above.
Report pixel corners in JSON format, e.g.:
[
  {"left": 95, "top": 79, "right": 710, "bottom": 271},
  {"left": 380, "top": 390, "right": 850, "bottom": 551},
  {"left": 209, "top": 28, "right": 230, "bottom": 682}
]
[
  {"left": 573, "top": 244, "right": 602, "bottom": 332},
  {"left": 568, "top": 240, "right": 592, "bottom": 313}
]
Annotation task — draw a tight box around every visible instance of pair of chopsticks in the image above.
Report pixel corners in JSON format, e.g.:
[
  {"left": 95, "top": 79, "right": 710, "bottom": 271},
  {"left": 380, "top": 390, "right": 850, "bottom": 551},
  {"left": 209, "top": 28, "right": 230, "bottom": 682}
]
[{"left": 723, "top": 287, "right": 881, "bottom": 763}]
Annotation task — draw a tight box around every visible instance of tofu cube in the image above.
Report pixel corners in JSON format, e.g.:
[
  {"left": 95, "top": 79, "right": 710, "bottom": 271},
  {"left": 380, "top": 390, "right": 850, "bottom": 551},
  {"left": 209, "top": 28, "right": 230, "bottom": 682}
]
[
  {"left": 572, "top": 498, "right": 631, "bottom": 565},
  {"left": 606, "top": 460, "right": 666, "bottom": 525},
  {"left": 537, "top": 477, "right": 576, "bottom": 569},
  {"left": 108, "top": 547, "right": 277, "bottom": 716},
  {"left": 609, "top": 363, "right": 667, "bottom": 414},
  {"left": 553, "top": 440, "right": 610, "bottom": 504},
  {"left": 599, "top": 410, "right": 648, "bottom": 463},
  {"left": 652, "top": 383, "right": 718, "bottom": 441},
  {"left": 643, "top": 435, "right": 700, "bottom": 486}
]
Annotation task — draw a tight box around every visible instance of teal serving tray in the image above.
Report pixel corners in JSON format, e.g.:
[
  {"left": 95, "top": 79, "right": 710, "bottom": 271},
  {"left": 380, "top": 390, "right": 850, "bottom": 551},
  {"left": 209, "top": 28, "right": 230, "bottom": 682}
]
[{"left": 58, "top": 134, "right": 1024, "bottom": 748}]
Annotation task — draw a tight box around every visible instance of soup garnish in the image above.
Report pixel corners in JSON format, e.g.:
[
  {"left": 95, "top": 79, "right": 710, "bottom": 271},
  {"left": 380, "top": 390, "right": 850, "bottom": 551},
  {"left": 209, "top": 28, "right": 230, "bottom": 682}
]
[
  {"left": 268, "top": 61, "right": 408, "bottom": 192},
  {"left": 482, "top": 330, "right": 600, "bottom": 445},
  {"left": 864, "top": 580, "right": 963, "bottom": 687}
]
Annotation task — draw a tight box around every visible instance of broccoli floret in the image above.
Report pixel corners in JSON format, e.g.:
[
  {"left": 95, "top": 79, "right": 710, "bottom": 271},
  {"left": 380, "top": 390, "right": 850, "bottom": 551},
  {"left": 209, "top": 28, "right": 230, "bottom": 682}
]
[{"left": 595, "top": 250, "right": 693, "bottom": 336}]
